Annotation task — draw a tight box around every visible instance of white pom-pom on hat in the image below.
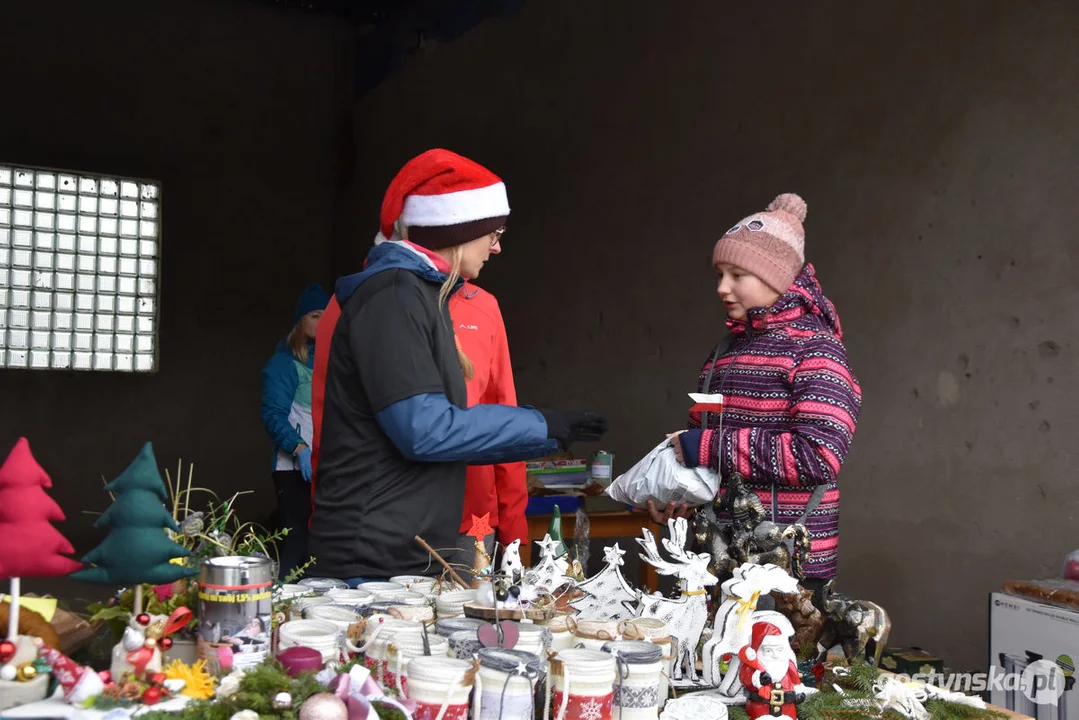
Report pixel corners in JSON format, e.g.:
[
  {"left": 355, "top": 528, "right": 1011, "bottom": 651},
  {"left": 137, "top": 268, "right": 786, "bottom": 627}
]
[{"left": 766, "top": 193, "right": 808, "bottom": 223}]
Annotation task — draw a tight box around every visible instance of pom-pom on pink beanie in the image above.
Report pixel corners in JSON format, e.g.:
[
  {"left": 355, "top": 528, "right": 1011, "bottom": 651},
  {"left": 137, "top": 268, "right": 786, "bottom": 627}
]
[{"left": 712, "top": 193, "right": 808, "bottom": 294}]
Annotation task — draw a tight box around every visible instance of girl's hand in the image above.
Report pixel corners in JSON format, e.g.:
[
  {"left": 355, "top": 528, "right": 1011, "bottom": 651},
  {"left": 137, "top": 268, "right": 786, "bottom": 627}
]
[{"left": 666, "top": 431, "right": 686, "bottom": 466}]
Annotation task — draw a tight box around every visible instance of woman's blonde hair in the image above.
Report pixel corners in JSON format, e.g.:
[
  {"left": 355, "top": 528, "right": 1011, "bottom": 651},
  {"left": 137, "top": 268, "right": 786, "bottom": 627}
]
[
  {"left": 286, "top": 321, "right": 310, "bottom": 364},
  {"left": 400, "top": 222, "right": 474, "bottom": 381}
]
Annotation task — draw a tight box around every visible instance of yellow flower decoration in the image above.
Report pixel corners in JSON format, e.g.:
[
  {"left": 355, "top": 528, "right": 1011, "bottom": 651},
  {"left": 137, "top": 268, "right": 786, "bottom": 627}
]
[{"left": 164, "top": 658, "right": 216, "bottom": 700}]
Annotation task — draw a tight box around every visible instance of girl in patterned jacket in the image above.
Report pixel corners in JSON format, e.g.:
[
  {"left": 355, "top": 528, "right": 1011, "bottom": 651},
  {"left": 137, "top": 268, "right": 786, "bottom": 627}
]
[{"left": 662, "top": 194, "right": 861, "bottom": 583}]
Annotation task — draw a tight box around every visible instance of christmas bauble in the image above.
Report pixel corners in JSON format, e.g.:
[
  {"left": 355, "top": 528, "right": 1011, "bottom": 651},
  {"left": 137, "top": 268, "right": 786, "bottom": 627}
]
[
  {"left": 0, "top": 640, "right": 15, "bottom": 664},
  {"left": 273, "top": 691, "right": 293, "bottom": 710},
  {"left": 298, "top": 692, "right": 348, "bottom": 720},
  {"left": 136, "top": 613, "right": 151, "bottom": 627},
  {"left": 495, "top": 588, "right": 508, "bottom": 602},
  {"left": 160, "top": 637, "right": 174, "bottom": 650},
  {"left": 508, "top": 585, "right": 521, "bottom": 597},
  {"left": 142, "top": 687, "right": 162, "bottom": 705},
  {"left": 16, "top": 664, "right": 37, "bottom": 682},
  {"left": 0, "top": 664, "right": 16, "bottom": 682}
]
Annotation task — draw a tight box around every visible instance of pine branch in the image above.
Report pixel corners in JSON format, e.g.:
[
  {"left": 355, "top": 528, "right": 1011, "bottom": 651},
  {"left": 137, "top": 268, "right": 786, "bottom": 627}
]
[{"left": 926, "top": 700, "right": 1009, "bottom": 720}]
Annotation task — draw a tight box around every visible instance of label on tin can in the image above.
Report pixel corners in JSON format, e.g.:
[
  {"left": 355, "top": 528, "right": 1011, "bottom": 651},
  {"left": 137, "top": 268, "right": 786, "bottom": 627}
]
[
  {"left": 197, "top": 558, "right": 274, "bottom": 670},
  {"left": 590, "top": 451, "right": 613, "bottom": 483}
]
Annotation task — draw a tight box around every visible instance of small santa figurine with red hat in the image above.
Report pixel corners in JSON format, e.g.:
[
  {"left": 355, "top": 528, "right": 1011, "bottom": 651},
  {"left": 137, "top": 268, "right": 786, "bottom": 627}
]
[{"left": 738, "top": 620, "right": 815, "bottom": 720}]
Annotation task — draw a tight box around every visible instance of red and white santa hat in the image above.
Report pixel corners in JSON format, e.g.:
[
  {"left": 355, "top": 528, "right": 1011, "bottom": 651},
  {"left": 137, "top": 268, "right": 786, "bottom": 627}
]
[
  {"left": 37, "top": 644, "right": 104, "bottom": 704},
  {"left": 742, "top": 621, "right": 785, "bottom": 663},
  {"left": 378, "top": 149, "right": 510, "bottom": 250}
]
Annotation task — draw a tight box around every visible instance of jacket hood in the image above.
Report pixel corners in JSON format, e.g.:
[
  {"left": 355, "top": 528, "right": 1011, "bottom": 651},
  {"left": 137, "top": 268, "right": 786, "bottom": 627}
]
[
  {"left": 732, "top": 263, "right": 843, "bottom": 338},
  {"left": 334, "top": 241, "right": 454, "bottom": 305}
]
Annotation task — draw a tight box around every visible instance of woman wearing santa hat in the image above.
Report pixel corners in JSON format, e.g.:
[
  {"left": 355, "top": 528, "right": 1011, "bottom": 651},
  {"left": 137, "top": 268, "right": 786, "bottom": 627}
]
[{"left": 308, "top": 149, "right": 607, "bottom": 584}]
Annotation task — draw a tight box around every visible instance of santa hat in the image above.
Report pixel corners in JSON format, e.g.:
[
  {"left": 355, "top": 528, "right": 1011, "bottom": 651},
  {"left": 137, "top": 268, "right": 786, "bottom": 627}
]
[
  {"left": 378, "top": 149, "right": 510, "bottom": 250},
  {"left": 37, "top": 644, "right": 104, "bottom": 704},
  {"left": 742, "top": 621, "right": 784, "bottom": 663}
]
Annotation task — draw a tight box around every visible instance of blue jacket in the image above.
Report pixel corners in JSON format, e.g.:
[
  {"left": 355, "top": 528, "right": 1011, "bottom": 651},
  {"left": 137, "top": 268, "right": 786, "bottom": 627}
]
[{"left": 260, "top": 338, "right": 315, "bottom": 472}]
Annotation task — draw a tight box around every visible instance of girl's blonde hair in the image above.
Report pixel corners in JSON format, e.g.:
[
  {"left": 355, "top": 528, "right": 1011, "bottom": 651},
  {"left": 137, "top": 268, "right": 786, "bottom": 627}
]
[
  {"left": 399, "top": 222, "right": 475, "bottom": 381},
  {"left": 286, "top": 321, "right": 310, "bottom": 364}
]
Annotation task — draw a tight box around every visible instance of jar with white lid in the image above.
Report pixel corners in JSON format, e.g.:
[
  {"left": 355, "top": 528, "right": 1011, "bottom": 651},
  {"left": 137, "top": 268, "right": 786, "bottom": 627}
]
[
  {"left": 573, "top": 619, "right": 622, "bottom": 651},
  {"left": 549, "top": 648, "right": 616, "bottom": 720},
  {"left": 382, "top": 630, "right": 449, "bottom": 697},
  {"left": 473, "top": 648, "right": 545, "bottom": 720},
  {"left": 602, "top": 640, "right": 664, "bottom": 720},
  {"left": 543, "top": 615, "right": 578, "bottom": 652},
  {"left": 406, "top": 656, "right": 475, "bottom": 720},
  {"left": 620, "top": 618, "right": 673, "bottom": 708}
]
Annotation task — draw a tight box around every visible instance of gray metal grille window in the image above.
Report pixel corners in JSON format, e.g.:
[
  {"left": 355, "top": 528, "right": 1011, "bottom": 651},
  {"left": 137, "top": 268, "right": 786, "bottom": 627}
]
[{"left": 0, "top": 164, "right": 160, "bottom": 372}]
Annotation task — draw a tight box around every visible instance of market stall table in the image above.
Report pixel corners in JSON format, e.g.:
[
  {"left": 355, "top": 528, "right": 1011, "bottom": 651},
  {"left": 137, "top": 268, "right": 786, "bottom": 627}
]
[{"left": 524, "top": 510, "right": 659, "bottom": 591}]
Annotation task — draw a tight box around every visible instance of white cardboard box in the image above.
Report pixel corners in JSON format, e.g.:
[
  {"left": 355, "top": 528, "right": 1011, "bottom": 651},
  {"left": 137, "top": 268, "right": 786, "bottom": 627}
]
[{"left": 989, "top": 591, "right": 1079, "bottom": 720}]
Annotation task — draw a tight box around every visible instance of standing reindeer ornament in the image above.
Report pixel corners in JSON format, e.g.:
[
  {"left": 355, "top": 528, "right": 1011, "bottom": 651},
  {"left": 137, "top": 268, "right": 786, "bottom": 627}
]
[{"left": 636, "top": 517, "right": 718, "bottom": 687}]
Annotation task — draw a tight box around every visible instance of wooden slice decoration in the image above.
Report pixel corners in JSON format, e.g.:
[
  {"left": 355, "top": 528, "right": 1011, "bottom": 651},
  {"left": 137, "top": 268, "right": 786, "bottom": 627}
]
[{"left": 462, "top": 601, "right": 557, "bottom": 622}]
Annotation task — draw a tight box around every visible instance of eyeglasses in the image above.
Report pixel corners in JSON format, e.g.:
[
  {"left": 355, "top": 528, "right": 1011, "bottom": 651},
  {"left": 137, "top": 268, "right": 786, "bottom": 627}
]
[{"left": 490, "top": 227, "right": 506, "bottom": 247}]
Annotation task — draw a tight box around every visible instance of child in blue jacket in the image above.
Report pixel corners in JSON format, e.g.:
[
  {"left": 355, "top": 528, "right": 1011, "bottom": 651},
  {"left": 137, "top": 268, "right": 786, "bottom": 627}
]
[{"left": 260, "top": 283, "right": 329, "bottom": 579}]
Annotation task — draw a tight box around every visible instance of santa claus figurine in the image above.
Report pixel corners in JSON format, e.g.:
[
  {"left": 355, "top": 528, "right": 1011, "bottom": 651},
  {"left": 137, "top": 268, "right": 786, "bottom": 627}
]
[{"left": 738, "top": 621, "right": 815, "bottom": 720}]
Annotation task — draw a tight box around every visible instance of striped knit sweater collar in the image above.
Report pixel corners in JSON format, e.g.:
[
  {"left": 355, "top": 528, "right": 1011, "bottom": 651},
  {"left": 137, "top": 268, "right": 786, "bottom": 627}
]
[{"left": 726, "top": 263, "right": 842, "bottom": 339}]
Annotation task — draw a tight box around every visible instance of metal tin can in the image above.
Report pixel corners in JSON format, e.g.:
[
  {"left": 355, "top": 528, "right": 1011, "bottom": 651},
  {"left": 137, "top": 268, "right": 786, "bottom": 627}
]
[
  {"left": 197, "top": 556, "right": 274, "bottom": 670},
  {"left": 590, "top": 450, "right": 614, "bottom": 486}
]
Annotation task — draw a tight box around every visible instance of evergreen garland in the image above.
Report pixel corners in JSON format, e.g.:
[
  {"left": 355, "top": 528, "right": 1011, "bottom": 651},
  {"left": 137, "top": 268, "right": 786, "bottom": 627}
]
[
  {"left": 715, "top": 658, "right": 1010, "bottom": 720},
  {"left": 139, "top": 661, "right": 324, "bottom": 720}
]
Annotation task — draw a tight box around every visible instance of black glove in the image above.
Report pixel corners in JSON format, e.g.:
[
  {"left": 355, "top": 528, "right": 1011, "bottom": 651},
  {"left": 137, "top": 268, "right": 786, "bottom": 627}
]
[
  {"left": 539, "top": 410, "right": 608, "bottom": 450},
  {"left": 792, "top": 692, "right": 807, "bottom": 704},
  {"left": 759, "top": 672, "right": 773, "bottom": 687}
]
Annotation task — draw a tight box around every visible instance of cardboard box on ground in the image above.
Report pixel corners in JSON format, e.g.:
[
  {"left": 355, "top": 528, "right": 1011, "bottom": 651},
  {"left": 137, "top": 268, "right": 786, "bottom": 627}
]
[{"left": 990, "top": 588, "right": 1079, "bottom": 720}]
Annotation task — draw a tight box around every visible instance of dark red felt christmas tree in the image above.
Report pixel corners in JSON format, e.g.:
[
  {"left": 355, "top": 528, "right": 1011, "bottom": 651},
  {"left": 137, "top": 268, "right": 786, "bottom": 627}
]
[{"left": 0, "top": 438, "right": 82, "bottom": 640}]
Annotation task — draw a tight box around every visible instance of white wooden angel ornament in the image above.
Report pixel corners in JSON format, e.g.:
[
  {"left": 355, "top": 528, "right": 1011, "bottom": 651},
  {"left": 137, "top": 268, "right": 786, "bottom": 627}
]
[
  {"left": 703, "top": 562, "right": 800, "bottom": 692},
  {"left": 636, "top": 517, "right": 718, "bottom": 686}
]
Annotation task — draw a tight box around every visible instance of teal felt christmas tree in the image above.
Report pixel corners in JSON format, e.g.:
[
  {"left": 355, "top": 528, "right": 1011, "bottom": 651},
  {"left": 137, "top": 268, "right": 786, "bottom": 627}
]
[{"left": 70, "top": 443, "right": 198, "bottom": 586}]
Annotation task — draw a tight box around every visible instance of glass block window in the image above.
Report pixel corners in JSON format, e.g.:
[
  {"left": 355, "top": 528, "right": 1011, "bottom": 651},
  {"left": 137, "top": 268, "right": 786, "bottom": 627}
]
[{"left": 0, "top": 164, "right": 160, "bottom": 372}]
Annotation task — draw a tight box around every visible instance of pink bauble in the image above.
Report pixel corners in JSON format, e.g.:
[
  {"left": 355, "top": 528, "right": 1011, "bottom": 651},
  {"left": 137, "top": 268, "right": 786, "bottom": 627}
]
[{"left": 298, "top": 693, "right": 349, "bottom": 720}]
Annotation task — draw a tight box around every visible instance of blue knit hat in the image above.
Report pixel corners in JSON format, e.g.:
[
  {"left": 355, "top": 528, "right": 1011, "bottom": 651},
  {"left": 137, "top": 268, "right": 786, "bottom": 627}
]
[{"left": 294, "top": 283, "right": 330, "bottom": 323}]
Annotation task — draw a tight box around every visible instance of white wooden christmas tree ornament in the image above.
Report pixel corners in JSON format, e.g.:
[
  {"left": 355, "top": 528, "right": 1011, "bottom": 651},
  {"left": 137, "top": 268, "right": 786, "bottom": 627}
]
[{"left": 568, "top": 543, "right": 639, "bottom": 621}]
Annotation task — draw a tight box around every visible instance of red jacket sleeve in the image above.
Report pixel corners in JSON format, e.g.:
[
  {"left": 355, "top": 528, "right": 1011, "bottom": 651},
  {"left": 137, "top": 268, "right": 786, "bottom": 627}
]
[
  {"left": 310, "top": 296, "right": 341, "bottom": 482},
  {"left": 486, "top": 304, "right": 529, "bottom": 546}
]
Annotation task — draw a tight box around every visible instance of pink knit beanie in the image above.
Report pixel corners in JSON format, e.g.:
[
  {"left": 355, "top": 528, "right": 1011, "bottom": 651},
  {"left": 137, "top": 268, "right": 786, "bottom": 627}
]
[{"left": 712, "top": 193, "right": 808, "bottom": 294}]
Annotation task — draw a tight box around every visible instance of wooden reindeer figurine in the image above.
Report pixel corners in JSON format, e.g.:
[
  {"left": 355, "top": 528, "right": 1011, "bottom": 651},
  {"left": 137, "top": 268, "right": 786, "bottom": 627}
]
[{"left": 636, "top": 517, "right": 718, "bottom": 685}]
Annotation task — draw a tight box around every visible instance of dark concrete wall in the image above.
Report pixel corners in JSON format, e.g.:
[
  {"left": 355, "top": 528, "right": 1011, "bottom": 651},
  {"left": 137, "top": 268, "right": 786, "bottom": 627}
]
[
  {"left": 0, "top": 1, "right": 350, "bottom": 597},
  {"left": 342, "top": 1, "right": 1079, "bottom": 670}
]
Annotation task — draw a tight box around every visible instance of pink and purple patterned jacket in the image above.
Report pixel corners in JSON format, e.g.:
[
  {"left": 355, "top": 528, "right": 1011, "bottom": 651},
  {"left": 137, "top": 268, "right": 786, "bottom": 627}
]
[{"left": 679, "top": 264, "right": 861, "bottom": 579}]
